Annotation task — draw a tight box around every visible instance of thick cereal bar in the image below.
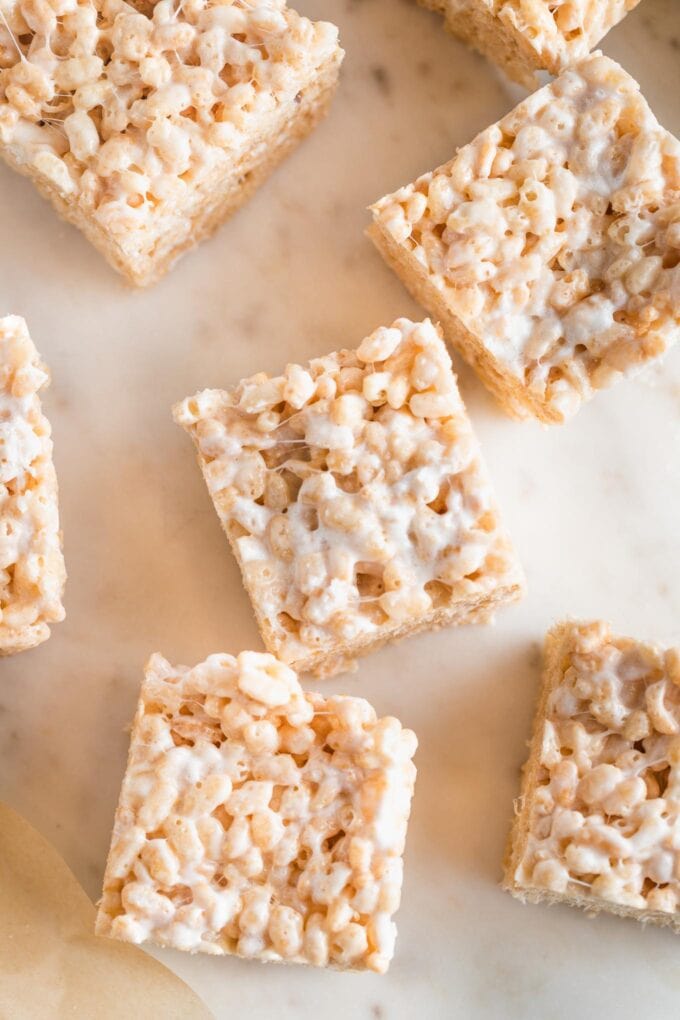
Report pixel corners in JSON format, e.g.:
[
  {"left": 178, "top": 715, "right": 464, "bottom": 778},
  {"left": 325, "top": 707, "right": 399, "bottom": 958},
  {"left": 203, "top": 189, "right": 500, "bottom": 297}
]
[
  {"left": 96, "top": 650, "right": 418, "bottom": 972},
  {"left": 173, "top": 317, "right": 524, "bottom": 678},
  {"left": 369, "top": 55, "right": 680, "bottom": 424},
  {"left": 505, "top": 620, "right": 680, "bottom": 932},
  {"left": 0, "top": 316, "right": 66, "bottom": 654},
  {"left": 418, "top": 0, "right": 642, "bottom": 88},
  {"left": 0, "top": 0, "right": 343, "bottom": 286}
]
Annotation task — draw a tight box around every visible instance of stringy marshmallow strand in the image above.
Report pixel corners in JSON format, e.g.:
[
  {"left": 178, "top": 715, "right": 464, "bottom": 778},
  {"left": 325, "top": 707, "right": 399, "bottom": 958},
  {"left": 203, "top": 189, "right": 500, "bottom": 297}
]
[
  {"left": 0, "top": 316, "right": 66, "bottom": 654},
  {"left": 0, "top": 0, "right": 341, "bottom": 276},
  {"left": 173, "top": 318, "right": 524, "bottom": 677},
  {"left": 370, "top": 54, "right": 680, "bottom": 422},
  {"left": 509, "top": 622, "right": 680, "bottom": 923},
  {"left": 96, "top": 650, "right": 418, "bottom": 973}
]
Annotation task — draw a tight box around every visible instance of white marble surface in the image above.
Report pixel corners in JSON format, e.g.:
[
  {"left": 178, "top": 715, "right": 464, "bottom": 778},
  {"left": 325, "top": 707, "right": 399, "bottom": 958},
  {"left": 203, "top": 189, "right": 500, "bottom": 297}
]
[{"left": 1, "top": 1, "right": 679, "bottom": 1016}]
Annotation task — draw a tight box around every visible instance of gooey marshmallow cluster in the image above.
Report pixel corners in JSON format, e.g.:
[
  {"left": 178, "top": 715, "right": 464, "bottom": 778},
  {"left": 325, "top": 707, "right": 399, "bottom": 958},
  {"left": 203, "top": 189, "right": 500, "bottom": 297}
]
[
  {"left": 515, "top": 621, "right": 680, "bottom": 917},
  {"left": 174, "top": 318, "right": 523, "bottom": 675},
  {"left": 96, "top": 649, "right": 417, "bottom": 972}
]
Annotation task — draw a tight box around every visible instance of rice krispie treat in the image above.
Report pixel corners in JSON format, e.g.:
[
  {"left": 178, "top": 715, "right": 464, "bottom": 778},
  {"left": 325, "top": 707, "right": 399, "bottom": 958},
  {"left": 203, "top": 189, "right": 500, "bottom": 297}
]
[
  {"left": 0, "top": 316, "right": 66, "bottom": 654},
  {"left": 418, "top": 0, "right": 642, "bottom": 88},
  {"left": 0, "top": 0, "right": 343, "bottom": 286},
  {"left": 173, "top": 317, "right": 524, "bottom": 678},
  {"left": 96, "top": 650, "right": 418, "bottom": 972},
  {"left": 505, "top": 621, "right": 680, "bottom": 932},
  {"left": 369, "top": 55, "right": 680, "bottom": 424}
]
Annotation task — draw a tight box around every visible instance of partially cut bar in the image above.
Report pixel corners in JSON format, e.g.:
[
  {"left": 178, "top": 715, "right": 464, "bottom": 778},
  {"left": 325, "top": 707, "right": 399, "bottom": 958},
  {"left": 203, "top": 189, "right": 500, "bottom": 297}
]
[
  {"left": 418, "top": 0, "right": 642, "bottom": 88},
  {"left": 0, "top": 0, "right": 343, "bottom": 286},
  {"left": 96, "top": 650, "right": 418, "bottom": 973},
  {"left": 0, "top": 315, "right": 66, "bottom": 655},
  {"left": 173, "top": 317, "right": 524, "bottom": 678},
  {"left": 369, "top": 54, "right": 680, "bottom": 424},
  {"left": 505, "top": 620, "right": 680, "bottom": 932}
]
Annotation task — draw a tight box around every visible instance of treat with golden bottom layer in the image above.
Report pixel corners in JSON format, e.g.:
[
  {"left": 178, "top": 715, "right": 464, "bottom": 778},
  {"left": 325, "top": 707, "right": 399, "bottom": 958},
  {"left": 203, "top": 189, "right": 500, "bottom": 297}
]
[
  {"left": 96, "top": 650, "right": 417, "bottom": 973},
  {"left": 418, "top": 0, "right": 642, "bottom": 88},
  {"left": 173, "top": 318, "right": 524, "bottom": 678},
  {"left": 369, "top": 55, "right": 680, "bottom": 424},
  {"left": 0, "top": 0, "right": 343, "bottom": 286},
  {"left": 0, "top": 316, "right": 66, "bottom": 655},
  {"left": 505, "top": 620, "right": 680, "bottom": 932}
]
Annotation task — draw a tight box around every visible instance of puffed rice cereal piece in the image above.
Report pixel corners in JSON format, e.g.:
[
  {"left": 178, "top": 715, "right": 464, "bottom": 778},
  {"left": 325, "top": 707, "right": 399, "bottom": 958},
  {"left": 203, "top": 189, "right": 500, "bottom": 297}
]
[
  {"left": 0, "top": 316, "right": 66, "bottom": 655},
  {"left": 95, "top": 650, "right": 418, "bottom": 973},
  {"left": 504, "top": 620, "right": 680, "bottom": 933},
  {"left": 418, "top": 0, "right": 642, "bottom": 88},
  {"left": 0, "top": 0, "right": 343, "bottom": 286},
  {"left": 173, "top": 317, "right": 525, "bottom": 678},
  {"left": 369, "top": 55, "right": 680, "bottom": 424}
]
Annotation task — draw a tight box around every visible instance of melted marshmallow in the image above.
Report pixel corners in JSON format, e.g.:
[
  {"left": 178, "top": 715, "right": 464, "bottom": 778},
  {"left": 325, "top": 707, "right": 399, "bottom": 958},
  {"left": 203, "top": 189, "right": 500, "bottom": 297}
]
[
  {"left": 0, "top": 316, "right": 65, "bottom": 647},
  {"left": 0, "top": 0, "right": 341, "bottom": 261},
  {"left": 96, "top": 650, "right": 417, "bottom": 973},
  {"left": 371, "top": 55, "right": 680, "bottom": 420},
  {"left": 174, "top": 318, "right": 523, "bottom": 673},
  {"left": 515, "top": 621, "right": 680, "bottom": 915}
]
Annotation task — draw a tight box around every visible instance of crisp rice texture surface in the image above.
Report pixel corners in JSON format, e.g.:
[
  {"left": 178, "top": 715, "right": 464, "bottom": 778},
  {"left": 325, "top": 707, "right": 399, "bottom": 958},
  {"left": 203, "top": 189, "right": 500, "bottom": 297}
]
[
  {"left": 96, "top": 650, "right": 418, "bottom": 973},
  {"left": 425, "top": 0, "right": 642, "bottom": 86},
  {"left": 0, "top": 315, "right": 65, "bottom": 655},
  {"left": 0, "top": 0, "right": 342, "bottom": 284},
  {"left": 370, "top": 55, "right": 680, "bottom": 423},
  {"left": 173, "top": 317, "right": 524, "bottom": 677},
  {"left": 505, "top": 620, "right": 680, "bottom": 930}
]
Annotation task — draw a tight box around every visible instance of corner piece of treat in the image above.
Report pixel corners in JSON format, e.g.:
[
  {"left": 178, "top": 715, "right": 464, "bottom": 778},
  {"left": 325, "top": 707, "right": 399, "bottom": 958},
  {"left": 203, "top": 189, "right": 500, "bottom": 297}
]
[
  {"left": 96, "top": 650, "right": 418, "bottom": 972},
  {"left": 173, "top": 317, "right": 524, "bottom": 679},
  {"left": 0, "top": 315, "right": 66, "bottom": 655},
  {"left": 0, "top": 0, "right": 343, "bottom": 286},
  {"left": 504, "top": 619, "right": 680, "bottom": 932},
  {"left": 418, "top": 0, "right": 643, "bottom": 88},
  {"left": 369, "top": 54, "right": 680, "bottom": 424}
]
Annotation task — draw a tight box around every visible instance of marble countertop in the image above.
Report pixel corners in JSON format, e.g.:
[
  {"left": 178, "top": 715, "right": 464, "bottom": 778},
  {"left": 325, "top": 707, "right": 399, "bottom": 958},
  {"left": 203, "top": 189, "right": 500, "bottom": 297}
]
[{"left": 1, "top": 0, "right": 679, "bottom": 1017}]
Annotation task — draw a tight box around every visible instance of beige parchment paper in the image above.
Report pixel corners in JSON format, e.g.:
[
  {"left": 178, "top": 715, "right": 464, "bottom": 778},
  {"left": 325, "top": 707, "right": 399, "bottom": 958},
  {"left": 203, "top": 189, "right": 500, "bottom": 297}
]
[{"left": 0, "top": 802, "right": 214, "bottom": 1020}]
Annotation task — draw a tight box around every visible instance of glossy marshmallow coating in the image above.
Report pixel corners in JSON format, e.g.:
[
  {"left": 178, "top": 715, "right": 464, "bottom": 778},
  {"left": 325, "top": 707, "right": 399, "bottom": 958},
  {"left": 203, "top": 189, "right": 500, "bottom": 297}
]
[
  {"left": 173, "top": 318, "right": 523, "bottom": 676},
  {"left": 0, "top": 316, "right": 65, "bottom": 653},
  {"left": 371, "top": 55, "right": 680, "bottom": 422},
  {"left": 513, "top": 622, "right": 680, "bottom": 918},
  {"left": 0, "top": 0, "right": 340, "bottom": 276},
  {"left": 96, "top": 650, "right": 418, "bottom": 973}
]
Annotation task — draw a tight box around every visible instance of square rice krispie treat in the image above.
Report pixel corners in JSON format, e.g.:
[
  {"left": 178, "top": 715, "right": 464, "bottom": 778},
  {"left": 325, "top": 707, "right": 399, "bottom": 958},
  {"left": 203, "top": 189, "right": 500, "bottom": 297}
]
[
  {"left": 96, "top": 650, "right": 418, "bottom": 972},
  {"left": 418, "top": 0, "right": 642, "bottom": 88},
  {"left": 505, "top": 620, "right": 680, "bottom": 932},
  {"left": 369, "top": 55, "right": 680, "bottom": 424},
  {"left": 173, "top": 317, "right": 524, "bottom": 678},
  {"left": 0, "top": 0, "right": 343, "bottom": 286},
  {"left": 0, "top": 316, "right": 66, "bottom": 655}
]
